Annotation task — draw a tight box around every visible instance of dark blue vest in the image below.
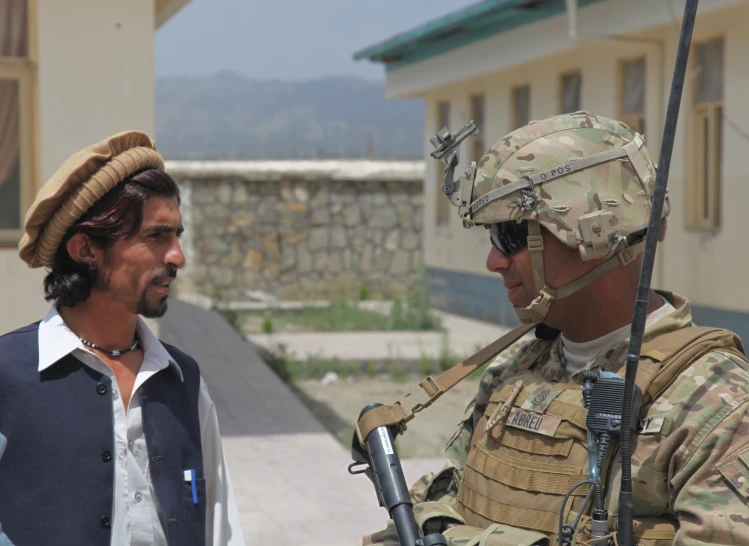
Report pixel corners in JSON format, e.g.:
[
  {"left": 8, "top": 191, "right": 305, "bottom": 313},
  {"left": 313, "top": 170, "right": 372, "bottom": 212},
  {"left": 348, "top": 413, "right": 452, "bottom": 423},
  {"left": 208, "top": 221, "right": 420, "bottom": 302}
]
[{"left": 0, "top": 322, "right": 206, "bottom": 546}]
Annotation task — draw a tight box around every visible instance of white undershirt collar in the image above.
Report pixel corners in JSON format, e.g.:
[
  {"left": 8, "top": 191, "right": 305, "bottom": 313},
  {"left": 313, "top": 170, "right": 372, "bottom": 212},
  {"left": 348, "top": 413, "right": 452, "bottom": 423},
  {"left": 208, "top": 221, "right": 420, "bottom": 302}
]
[{"left": 561, "top": 296, "right": 676, "bottom": 377}]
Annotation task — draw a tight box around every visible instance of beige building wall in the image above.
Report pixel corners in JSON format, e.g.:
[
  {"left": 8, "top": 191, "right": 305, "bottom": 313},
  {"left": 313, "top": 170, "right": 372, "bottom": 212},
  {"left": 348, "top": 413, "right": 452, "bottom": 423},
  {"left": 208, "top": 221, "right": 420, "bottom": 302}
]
[
  {"left": 0, "top": 0, "right": 158, "bottom": 334},
  {"left": 420, "top": 1, "right": 749, "bottom": 319}
]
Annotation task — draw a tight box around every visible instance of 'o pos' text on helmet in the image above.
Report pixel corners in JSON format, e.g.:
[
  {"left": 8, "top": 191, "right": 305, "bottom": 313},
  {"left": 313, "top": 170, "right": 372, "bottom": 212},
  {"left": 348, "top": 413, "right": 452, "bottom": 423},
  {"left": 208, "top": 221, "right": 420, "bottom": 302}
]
[{"left": 432, "top": 111, "right": 669, "bottom": 326}]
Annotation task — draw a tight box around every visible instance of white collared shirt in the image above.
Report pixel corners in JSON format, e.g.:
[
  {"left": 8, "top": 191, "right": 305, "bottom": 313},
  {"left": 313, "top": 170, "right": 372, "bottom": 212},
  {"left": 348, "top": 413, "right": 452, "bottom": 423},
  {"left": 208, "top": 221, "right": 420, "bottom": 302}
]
[{"left": 38, "top": 306, "right": 246, "bottom": 546}]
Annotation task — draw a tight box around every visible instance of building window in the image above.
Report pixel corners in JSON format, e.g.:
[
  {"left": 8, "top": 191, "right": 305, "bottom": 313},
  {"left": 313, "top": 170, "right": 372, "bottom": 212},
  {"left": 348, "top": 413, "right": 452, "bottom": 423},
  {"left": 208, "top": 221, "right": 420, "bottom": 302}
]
[
  {"left": 512, "top": 84, "right": 530, "bottom": 129},
  {"left": 620, "top": 57, "right": 646, "bottom": 135},
  {"left": 0, "top": 0, "right": 34, "bottom": 242},
  {"left": 688, "top": 37, "right": 724, "bottom": 231},
  {"left": 436, "top": 101, "right": 451, "bottom": 225},
  {"left": 560, "top": 71, "right": 581, "bottom": 114},
  {"left": 470, "top": 94, "right": 485, "bottom": 163}
]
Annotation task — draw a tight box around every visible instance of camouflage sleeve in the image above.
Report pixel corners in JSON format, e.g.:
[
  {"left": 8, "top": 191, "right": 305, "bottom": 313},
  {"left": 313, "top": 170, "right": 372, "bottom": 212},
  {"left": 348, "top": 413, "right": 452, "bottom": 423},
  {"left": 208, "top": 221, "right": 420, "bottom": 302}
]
[{"left": 644, "top": 349, "right": 749, "bottom": 544}]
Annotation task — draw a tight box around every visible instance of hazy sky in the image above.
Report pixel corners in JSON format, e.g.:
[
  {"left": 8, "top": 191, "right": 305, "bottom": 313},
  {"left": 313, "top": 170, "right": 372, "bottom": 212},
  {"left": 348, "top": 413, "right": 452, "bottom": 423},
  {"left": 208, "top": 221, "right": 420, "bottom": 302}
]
[{"left": 155, "top": 0, "right": 471, "bottom": 81}]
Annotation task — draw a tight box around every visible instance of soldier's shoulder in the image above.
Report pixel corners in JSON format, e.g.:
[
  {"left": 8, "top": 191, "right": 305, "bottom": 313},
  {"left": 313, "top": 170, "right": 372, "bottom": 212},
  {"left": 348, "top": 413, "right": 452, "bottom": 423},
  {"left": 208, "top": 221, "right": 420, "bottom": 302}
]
[
  {"left": 477, "top": 337, "right": 548, "bottom": 400},
  {"left": 655, "top": 344, "right": 749, "bottom": 417},
  {"left": 683, "top": 344, "right": 749, "bottom": 386},
  {"left": 483, "top": 337, "right": 536, "bottom": 375}
]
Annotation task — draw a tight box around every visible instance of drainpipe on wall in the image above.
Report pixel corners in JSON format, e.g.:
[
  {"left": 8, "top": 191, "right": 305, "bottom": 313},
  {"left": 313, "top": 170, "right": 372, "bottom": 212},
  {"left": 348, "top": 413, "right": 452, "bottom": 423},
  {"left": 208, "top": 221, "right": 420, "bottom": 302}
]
[{"left": 565, "top": 0, "right": 578, "bottom": 39}]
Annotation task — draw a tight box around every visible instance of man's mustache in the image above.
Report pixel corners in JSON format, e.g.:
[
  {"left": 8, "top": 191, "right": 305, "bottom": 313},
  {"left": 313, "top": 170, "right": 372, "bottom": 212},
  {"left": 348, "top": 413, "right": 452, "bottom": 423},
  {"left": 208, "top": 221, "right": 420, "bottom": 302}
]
[{"left": 151, "top": 267, "right": 178, "bottom": 283}]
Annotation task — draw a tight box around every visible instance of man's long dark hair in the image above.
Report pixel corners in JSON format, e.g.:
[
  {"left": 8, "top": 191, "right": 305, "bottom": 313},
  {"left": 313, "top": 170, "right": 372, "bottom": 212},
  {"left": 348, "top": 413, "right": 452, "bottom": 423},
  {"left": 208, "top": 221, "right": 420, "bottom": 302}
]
[{"left": 44, "top": 168, "right": 180, "bottom": 307}]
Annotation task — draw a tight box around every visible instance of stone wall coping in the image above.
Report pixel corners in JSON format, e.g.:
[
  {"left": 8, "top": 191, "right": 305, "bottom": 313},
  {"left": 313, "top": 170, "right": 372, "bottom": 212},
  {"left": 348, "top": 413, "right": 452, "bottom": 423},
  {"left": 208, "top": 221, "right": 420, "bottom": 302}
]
[
  {"left": 177, "top": 293, "right": 394, "bottom": 313},
  {"left": 165, "top": 160, "right": 425, "bottom": 182}
]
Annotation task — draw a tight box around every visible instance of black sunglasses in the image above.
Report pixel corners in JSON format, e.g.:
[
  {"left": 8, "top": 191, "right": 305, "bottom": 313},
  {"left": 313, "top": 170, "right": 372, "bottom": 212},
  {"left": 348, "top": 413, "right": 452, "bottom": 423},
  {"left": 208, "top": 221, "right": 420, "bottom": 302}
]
[{"left": 487, "top": 221, "right": 529, "bottom": 256}]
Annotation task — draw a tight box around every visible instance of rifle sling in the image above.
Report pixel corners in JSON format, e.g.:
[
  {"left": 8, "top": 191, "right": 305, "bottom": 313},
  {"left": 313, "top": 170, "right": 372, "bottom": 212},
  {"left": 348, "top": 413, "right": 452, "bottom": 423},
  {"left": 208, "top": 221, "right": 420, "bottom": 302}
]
[{"left": 356, "top": 322, "right": 536, "bottom": 446}]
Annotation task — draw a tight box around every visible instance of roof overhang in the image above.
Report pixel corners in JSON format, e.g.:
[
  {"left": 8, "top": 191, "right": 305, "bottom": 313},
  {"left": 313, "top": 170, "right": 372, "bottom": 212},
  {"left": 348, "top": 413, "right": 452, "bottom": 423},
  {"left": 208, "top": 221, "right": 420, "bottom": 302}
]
[
  {"left": 353, "top": 0, "right": 604, "bottom": 73},
  {"left": 358, "top": 0, "right": 742, "bottom": 99},
  {"left": 155, "top": 0, "right": 192, "bottom": 29}
]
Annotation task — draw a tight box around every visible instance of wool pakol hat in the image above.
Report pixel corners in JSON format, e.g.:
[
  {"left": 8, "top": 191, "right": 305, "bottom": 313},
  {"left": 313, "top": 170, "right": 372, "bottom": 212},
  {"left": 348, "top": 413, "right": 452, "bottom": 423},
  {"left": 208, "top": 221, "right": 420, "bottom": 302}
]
[{"left": 18, "top": 131, "right": 164, "bottom": 268}]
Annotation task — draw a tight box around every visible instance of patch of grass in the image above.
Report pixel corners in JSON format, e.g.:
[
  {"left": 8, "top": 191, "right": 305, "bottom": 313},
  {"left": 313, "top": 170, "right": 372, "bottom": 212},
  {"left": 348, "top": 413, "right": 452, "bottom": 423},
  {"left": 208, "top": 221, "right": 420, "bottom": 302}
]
[
  {"left": 420, "top": 355, "right": 432, "bottom": 376},
  {"left": 230, "top": 297, "right": 441, "bottom": 334},
  {"left": 223, "top": 272, "right": 443, "bottom": 335},
  {"left": 358, "top": 283, "right": 370, "bottom": 301},
  {"left": 438, "top": 331, "right": 460, "bottom": 371},
  {"left": 404, "top": 272, "right": 442, "bottom": 331},
  {"left": 388, "top": 361, "right": 406, "bottom": 382},
  {"left": 256, "top": 343, "right": 296, "bottom": 382},
  {"left": 261, "top": 314, "right": 274, "bottom": 334},
  {"left": 222, "top": 310, "right": 243, "bottom": 332},
  {"left": 233, "top": 300, "right": 390, "bottom": 333}
]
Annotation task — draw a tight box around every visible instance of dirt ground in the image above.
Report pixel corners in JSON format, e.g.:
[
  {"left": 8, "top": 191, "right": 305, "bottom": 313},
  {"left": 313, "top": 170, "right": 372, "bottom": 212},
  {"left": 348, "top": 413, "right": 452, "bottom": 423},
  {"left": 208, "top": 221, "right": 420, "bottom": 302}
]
[{"left": 292, "top": 375, "right": 479, "bottom": 459}]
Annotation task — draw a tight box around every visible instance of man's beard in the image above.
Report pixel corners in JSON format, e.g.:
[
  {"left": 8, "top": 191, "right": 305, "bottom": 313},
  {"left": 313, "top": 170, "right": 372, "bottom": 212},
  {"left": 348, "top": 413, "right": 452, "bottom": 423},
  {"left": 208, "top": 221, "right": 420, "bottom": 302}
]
[
  {"left": 136, "top": 267, "right": 178, "bottom": 318},
  {"left": 136, "top": 290, "right": 169, "bottom": 318},
  {"left": 96, "top": 265, "right": 176, "bottom": 318}
]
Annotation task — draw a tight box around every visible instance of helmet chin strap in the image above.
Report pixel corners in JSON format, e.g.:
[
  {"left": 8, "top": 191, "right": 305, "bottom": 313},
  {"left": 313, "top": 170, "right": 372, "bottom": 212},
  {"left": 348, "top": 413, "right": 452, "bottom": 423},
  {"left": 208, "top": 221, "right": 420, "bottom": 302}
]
[{"left": 514, "top": 221, "right": 646, "bottom": 325}]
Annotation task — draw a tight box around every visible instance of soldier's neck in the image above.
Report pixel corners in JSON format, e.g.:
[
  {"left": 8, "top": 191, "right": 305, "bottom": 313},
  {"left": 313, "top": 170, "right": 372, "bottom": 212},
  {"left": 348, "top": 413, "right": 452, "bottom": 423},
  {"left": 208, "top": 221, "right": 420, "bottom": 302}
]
[{"left": 550, "top": 289, "right": 664, "bottom": 343}]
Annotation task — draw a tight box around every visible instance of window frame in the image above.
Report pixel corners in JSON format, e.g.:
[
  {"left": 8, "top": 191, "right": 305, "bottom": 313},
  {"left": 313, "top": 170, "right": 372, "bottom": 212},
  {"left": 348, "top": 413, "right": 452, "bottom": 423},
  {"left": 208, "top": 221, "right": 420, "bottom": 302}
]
[
  {"left": 688, "top": 101, "right": 722, "bottom": 232},
  {"left": 470, "top": 93, "right": 485, "bottom": 165},
  {"left": 686, "top": 36, "right": 724, "bottom": 233},
  {"left": 511, "top": 83, "right": 531, "bottom": 130},
  {"left": 0, "top": 0, "right": 37, "bottom": 245},
  {"left": 618, "top": 56, "right": 646, "bottom": 136},
  {"left": 559, "top": 70, "right": 582, "bottom": 114}
]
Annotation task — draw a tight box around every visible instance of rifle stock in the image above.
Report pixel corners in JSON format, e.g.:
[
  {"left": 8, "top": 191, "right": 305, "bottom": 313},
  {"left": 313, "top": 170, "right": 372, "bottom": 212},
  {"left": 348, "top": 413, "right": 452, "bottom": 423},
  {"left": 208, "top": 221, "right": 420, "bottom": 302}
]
[{"left": 350, "top": 403, "right": 447, "bottom": 546}]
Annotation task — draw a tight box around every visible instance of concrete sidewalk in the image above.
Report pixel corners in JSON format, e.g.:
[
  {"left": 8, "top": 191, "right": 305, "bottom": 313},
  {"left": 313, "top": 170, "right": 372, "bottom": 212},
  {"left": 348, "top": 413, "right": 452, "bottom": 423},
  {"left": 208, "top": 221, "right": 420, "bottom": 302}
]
[
  {"left": 159, "top": 299, "right": 445, "bottom": 546},
  {"left": 247, "top": 310, "right": 516, "bottom": 362}
]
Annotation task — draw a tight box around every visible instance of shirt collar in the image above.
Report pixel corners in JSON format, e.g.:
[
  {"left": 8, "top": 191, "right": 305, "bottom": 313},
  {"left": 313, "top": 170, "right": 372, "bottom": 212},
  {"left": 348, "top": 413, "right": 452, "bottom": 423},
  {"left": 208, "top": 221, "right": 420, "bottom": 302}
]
[
  {"left": 539, "top": 290, "right": 694, "bottom": 381},
  {"left": 38, "top": 305, "right": 183, "bottom": 382}
]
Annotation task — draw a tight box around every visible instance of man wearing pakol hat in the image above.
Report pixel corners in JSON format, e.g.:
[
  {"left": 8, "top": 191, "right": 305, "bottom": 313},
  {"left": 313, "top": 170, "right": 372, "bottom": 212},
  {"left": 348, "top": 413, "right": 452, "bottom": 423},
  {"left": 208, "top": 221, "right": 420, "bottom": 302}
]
[{"left": 0, "top": 132, "right": 245, "bottom": 546}]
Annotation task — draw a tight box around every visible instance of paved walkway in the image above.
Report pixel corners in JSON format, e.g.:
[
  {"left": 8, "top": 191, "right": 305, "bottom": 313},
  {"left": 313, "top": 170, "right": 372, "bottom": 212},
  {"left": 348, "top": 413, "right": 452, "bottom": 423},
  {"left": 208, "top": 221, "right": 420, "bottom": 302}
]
[
  {"left": 247, "top": 310, "right": 516, "bottom": 362},
  {"left": 159, "top": 299, "right": 443, "bottom": 546}
]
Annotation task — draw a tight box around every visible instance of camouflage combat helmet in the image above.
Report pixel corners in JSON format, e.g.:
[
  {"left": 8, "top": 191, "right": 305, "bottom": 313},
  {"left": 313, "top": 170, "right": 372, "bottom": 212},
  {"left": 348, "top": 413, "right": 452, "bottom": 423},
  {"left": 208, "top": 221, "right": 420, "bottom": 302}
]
[{"left": 432, "top": 111, "right": 669, "bottom": 325}]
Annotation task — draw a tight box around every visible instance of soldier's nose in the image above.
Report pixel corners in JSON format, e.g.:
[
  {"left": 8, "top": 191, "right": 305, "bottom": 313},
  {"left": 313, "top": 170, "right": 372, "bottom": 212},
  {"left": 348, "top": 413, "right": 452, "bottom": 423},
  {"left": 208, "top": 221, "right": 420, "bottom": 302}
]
[{"left": 486, "top": 245, "right": 512, "bottom": 273}]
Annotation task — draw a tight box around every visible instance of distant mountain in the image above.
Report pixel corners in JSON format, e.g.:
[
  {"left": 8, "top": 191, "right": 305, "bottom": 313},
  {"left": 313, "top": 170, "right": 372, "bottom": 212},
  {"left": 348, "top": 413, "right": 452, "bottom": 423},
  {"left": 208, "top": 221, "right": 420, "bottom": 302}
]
[{"left": 155, "top": 72, "right": 425, "bottom": 160}]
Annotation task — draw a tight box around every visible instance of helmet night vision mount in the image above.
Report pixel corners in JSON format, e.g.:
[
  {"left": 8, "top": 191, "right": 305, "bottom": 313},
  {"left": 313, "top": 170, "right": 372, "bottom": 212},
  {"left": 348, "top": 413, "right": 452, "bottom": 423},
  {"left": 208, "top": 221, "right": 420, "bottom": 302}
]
[{"left": 429, "top": 121, "right": 479, "bottom": 226}]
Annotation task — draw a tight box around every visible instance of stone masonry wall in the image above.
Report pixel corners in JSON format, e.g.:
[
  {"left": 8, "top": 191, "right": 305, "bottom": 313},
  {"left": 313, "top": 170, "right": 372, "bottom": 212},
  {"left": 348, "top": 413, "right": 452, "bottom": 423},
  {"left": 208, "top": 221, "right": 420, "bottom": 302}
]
[{"left": 167, "top": 161, "right": 425, "bottom": 302}]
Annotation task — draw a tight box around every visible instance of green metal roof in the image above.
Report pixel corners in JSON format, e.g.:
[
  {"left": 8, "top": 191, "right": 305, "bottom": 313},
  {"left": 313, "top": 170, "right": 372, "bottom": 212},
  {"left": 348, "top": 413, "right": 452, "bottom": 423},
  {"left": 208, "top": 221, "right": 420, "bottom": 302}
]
[{"left": 353, "top": 0, "right": 604, "bottom": 72}]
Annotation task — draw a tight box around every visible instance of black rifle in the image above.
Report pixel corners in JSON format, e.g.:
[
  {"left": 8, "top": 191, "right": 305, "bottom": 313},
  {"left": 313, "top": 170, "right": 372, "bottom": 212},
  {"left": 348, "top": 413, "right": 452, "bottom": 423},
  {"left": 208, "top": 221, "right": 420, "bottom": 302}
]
[
  {"left": 349, "top": 403, "right": 448, "bottom": 546},
  {"left": 617, "top": 1, "right": 699, "bottom": 545}
]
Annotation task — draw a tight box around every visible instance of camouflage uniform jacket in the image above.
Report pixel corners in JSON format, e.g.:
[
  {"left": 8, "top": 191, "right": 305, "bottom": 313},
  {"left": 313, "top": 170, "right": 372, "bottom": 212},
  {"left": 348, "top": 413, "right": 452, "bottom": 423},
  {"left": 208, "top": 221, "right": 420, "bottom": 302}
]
[{"left": 365, "top": 292, "right": 749, "bottom": 545}]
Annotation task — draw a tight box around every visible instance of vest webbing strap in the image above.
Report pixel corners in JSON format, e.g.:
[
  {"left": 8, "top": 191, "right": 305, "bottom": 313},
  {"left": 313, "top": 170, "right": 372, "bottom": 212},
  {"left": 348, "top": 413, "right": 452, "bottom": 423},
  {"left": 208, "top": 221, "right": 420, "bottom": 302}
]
[
  {"left": 355, "top": 322, "right": 536, "bottom": 446},
  {"left": 460, "top": 486, "right": 572, "bottom": 534}
]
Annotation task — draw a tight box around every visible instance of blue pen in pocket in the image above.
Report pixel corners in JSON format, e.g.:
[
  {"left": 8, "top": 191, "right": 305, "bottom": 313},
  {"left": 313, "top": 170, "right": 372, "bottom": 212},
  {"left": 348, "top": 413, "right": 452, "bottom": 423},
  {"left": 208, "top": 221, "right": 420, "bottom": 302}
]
[{"left": 184, "top": 469, "right": 198, "bottom": 504}]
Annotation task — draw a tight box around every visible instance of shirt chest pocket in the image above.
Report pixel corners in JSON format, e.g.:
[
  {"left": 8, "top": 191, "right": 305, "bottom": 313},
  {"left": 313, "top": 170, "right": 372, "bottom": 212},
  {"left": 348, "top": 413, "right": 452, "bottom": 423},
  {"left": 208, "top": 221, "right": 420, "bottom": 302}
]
[
  {"left": 482, "top": 380, "right": 590, "bottom": 466},
  {"left": 182, "top": 476, "right": 206, "bottom": 502}
]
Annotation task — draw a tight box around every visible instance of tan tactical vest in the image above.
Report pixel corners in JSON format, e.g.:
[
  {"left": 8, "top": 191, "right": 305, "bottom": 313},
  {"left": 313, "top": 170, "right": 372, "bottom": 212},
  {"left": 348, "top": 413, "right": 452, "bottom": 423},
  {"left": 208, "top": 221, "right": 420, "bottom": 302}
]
[{"left": 455, "top": 326, "right": 746, "bottom": 546}]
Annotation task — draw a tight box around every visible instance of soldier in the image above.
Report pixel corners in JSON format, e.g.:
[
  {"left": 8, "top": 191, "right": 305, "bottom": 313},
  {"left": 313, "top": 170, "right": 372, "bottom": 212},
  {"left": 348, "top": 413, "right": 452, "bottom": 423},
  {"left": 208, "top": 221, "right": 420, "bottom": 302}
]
[{"left": 363, "top": 112, "right": 749, "bottom": 545}]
